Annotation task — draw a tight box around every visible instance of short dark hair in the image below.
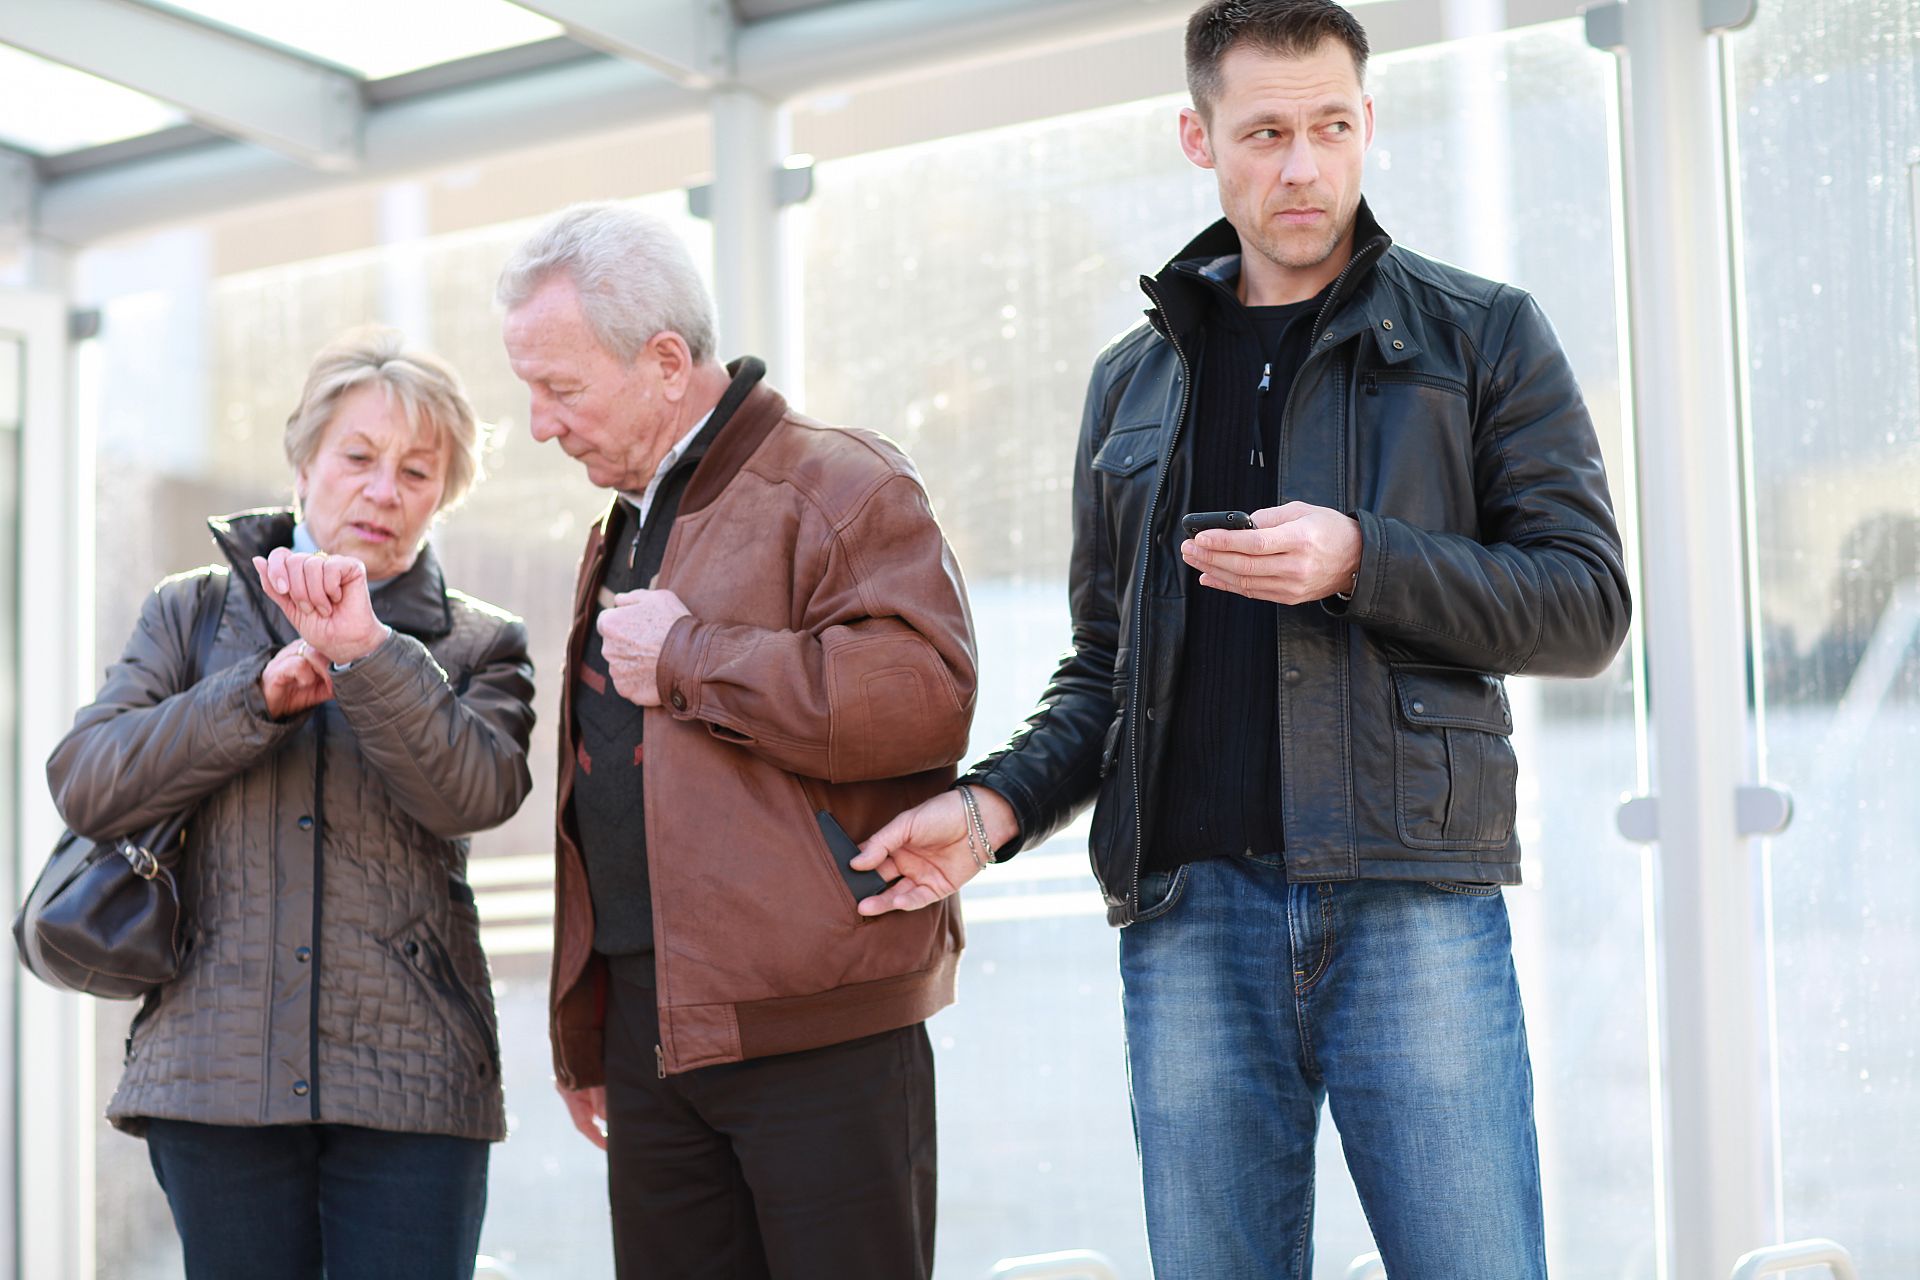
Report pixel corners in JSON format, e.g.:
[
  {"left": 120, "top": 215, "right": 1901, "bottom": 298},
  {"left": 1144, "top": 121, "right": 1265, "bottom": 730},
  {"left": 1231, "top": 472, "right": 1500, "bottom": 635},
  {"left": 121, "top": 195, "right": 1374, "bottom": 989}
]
[{"left": 1185, "top": 0, "right": 1371, "bottom": 116}]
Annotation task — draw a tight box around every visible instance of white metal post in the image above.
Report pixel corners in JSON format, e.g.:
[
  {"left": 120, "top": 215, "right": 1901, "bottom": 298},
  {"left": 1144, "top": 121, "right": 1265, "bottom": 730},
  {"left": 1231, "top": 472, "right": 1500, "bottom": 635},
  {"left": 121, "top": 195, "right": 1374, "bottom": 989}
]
[
  {"left": 1609, "top": 1, "right": 1772, "bottom": 1275},
  {"left": 3, "top": 274, "right": 93, "bottom": 1280},
  {"left": 708, "top": 88, "right": 794, "bottom": 387}
]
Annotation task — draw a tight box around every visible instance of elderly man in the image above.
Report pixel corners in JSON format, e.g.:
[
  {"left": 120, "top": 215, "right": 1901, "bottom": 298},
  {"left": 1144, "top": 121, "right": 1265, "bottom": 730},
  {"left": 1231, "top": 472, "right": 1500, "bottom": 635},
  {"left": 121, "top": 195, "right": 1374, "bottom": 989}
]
[
  {"left": 858, "top": 2, "right": 1630, "bottom": 1277},
  {"left": 498, "top": 203, "right": 975, "bottom": 1279}
]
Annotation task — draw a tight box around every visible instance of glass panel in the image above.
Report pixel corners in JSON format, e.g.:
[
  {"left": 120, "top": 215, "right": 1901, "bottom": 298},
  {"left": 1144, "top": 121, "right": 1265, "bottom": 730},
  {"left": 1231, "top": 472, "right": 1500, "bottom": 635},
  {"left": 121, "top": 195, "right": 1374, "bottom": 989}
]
[
  {"left": 149, "top": 0, "right": 566, "bottom": 79},
  {"left": 81, "top": 191, "right": 711, "bottom": 1280},
  {"left": 0, "top": 335, "right": 20, "bottom": 966},
  {"left": 795, "top": 19, "right": 1652, "bottom": 1278},
  {"left": 0, "top": 46, "right": 184, "bottom": 156},
  {"left": 1729, "top": 0, "right": 1920, "bottom": 1271}
]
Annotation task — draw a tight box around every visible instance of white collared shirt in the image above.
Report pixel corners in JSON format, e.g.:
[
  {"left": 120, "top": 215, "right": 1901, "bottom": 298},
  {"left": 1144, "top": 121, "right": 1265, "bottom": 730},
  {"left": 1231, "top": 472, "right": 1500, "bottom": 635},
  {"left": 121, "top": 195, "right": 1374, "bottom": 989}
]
[{"left": 619, "top": 408, "right": 714, "bottom": 528}]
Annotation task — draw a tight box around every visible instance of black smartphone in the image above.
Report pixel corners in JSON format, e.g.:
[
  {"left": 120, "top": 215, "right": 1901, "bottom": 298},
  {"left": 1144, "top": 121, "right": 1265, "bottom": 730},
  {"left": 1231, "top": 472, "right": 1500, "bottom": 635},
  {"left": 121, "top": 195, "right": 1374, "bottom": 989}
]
[
  {"left": 1180, "top": 510, "right": 1256, "bottom": 539},
  {"left": 816, "top": 811, "right": 891, "bottom": 902}
]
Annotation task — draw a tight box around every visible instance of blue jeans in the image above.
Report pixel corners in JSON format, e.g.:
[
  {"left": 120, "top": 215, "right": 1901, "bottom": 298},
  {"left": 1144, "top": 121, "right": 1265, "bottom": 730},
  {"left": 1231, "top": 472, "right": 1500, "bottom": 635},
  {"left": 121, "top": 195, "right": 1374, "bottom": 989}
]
[
  {"left": 1120, "top": 859, "right": 1547, "bottom": 1280},
  {"left": 144, "top": 1120, "right": 489, "bottom": 1280}
]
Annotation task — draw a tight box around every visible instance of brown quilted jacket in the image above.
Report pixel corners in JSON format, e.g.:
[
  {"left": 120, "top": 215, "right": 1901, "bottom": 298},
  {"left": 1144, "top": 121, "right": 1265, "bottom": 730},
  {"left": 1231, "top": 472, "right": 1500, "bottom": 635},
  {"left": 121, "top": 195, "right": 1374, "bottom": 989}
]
[
  {"left": 550, "top": 366, "right": 977, "bottom": 1086},
  {"left": 47, "top": 509, "right": 535, "bottom": 1140}
]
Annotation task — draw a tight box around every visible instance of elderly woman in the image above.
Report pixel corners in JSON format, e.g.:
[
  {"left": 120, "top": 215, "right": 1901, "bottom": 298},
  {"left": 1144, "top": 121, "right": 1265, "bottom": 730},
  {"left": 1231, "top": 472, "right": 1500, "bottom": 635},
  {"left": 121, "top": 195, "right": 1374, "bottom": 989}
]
[{"left": 46, "top": 327, "right": 534, "bottom": 1280}]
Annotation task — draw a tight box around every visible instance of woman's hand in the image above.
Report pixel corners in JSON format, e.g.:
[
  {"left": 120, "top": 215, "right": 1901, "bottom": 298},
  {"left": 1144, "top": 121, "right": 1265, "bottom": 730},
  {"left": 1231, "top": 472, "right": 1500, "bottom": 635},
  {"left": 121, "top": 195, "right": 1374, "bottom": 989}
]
[
  {"left": 252, "top": 549, "right": 390, "bottom": 664},
  {"left": 260, "top": 638, "right": 334, "bottom": 719}
]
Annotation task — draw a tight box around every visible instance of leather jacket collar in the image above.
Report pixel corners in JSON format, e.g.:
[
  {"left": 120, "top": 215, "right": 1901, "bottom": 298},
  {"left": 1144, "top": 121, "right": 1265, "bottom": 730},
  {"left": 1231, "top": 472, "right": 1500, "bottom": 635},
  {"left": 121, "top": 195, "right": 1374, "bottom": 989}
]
[{"left": 1142, "top": 198, "right": 1395, "bottom": 345}]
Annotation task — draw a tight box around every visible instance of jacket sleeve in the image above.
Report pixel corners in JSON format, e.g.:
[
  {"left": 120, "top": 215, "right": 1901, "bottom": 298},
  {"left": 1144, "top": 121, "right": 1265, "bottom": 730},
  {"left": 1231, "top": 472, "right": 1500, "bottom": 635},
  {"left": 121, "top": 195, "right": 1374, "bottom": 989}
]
[
  {"left": 959, "top": 358, "right": 1127, "bottom": 856},
  {"left": 329, "top": 616, "right": 536, "bottom": 838},
  {"left": 653, "top": 471, "right": 976, "bottom": 784},
  {"left": 1330, "top": 292, "right": 1633, "bottom": 677},
  {"left": 47, "top": 572, "right": 302, "bottom": 840}
]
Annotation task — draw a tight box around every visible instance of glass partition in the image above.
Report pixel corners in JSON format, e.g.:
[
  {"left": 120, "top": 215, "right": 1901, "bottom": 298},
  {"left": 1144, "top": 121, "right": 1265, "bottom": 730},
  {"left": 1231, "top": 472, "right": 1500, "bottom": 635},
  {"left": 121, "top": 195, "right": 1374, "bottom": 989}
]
[{"left": 1729, "top": 0, "right": 1920, "bottom": 1270}]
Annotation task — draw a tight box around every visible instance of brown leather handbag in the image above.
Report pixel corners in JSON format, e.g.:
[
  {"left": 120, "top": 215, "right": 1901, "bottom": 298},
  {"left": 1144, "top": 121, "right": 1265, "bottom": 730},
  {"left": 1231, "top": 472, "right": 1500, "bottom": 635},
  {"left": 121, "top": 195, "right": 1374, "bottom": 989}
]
[{"left": 12, "top": 574, "right": 226, "bottom": 1000}]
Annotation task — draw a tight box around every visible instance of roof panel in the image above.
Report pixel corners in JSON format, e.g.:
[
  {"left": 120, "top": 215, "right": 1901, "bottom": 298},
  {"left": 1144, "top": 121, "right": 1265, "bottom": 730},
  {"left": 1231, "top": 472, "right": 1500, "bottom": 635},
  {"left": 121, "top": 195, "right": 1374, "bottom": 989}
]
[
  {"left": 143, "top": 0, "right": 566, "bottom": 80},
  {"left": 733, "top": 0, "right": 849, "bottom": 21},
  {"left": 0, "top": 45, "right": 185, "bottom": 155}
]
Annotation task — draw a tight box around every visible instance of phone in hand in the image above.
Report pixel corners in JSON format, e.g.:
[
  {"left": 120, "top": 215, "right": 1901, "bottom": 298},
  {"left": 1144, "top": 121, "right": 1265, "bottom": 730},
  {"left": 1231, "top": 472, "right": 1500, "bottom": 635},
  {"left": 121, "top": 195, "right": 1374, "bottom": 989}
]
[
  {"left": 1180, "top": 510, "right": 1257, "bottom": 540},
  {"left": 817, "top": 811, "right": 891, "bottom": 902}
]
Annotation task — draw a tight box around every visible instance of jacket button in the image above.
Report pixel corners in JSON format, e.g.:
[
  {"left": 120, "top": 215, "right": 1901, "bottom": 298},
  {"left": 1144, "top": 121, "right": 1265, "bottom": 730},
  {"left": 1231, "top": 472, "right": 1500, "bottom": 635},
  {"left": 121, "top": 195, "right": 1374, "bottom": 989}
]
[
  {"left": 292, "top": 1080, "right": 309, "bottom": 1097},
  {"left": 1321, "top": 332, "right": 1335, "bottom": 342},
  {"left": 404, "top": 941, "right": 420, "bottom": 958},
  {"left": 297, "top": 815, "right": 314, "bottom": 831},
  {"left": 1144, "top": 706, "right": 1155, "bottom": 721},
  {"left": 1382, "top": 319, "right": 1394, "bottom": 330},
  {"left": 670, "top": 690, "right": 687, "bottom": 712},
  {"left": 1284, "top": 668, "right": 1302, "bottom": 684},
  {"left": 294, "top": 946, "right": 311, "bottom": 963},
  {"left": 1411, "top": 699, "right": 1426, "bottom": 715},
  {"left": 1392, "top": 340, "right": 1406, "bottom": 351}
]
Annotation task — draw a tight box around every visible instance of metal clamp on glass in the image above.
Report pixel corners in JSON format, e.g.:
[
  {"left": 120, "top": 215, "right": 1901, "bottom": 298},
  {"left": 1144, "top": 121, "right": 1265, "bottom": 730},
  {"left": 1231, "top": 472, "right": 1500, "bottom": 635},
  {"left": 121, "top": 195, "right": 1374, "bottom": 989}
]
[
  {"left": 1730, "top": 1237, "right": 1857, "bottom": 1280},
  {"left": 1613, "top": 783, "right": 1794, "bottom": 844}
]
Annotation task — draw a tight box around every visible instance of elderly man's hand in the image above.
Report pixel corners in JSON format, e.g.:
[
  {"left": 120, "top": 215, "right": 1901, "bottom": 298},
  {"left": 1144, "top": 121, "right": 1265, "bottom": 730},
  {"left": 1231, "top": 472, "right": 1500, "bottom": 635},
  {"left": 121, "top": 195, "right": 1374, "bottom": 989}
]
[
  {"left": 557, "top": 1082, "right": 608, "bottom": 1150},
  {"left": 598, "top": 589, "right": 692, "bottom": 707},
  {"left": 1179, "top": 501, "right": 1363, "bottom": 605},
  {"left": 252, "top": 549, "right": 391, "bottom": 664},
  {"left": 260, "top": 638, "right": 334, "bottom": 720}
]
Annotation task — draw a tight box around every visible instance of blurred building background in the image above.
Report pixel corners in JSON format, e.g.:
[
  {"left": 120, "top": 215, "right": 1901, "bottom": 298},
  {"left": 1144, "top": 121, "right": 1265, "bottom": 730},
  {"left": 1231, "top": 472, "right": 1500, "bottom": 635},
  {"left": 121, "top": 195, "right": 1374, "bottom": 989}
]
[{"left": 1, "top": 1, "right": 1915, "bottom": 1277}]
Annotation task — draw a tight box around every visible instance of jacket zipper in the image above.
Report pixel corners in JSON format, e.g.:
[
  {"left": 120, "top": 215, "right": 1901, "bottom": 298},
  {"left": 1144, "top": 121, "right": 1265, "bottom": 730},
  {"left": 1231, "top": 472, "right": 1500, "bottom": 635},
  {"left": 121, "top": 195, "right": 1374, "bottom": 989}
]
[
  {"left": 656, "top": 1044, "right": 665, "bottom": 1079},
  {"left": 1128, "top": 279, "right": 1194, "bottom": 923},
  {"left": 1362, "top": 370, "right": 1466, "bottom": 396}
]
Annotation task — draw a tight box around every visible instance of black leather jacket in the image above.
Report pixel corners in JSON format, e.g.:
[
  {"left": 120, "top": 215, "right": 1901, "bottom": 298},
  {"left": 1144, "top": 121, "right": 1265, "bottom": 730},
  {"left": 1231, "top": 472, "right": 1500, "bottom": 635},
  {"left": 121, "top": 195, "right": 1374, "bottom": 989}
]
[{"left": 965, "top": 203, "right": 1631, "bottom": 925}]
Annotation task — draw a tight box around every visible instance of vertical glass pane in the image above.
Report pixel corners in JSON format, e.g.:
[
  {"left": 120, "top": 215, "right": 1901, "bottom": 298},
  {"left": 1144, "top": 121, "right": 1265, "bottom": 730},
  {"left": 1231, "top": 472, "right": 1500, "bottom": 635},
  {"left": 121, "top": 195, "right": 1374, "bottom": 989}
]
[
  {"left": 1730, "top": 0, "right": 1920, "bottom": 1270},
  {"left": 797, "top": 19, "right": 1652, "bottom": 1277},
  {"left": 81, "top": 191, "right": 711, "bottom": 1280},
  {"left": 0, "top": 335, "right": 20, "bottom": 953}
]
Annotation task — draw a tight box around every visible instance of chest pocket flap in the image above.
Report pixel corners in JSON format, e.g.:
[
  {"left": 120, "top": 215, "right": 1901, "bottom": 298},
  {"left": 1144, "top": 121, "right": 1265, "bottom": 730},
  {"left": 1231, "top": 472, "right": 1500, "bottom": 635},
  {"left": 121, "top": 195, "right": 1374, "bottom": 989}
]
[{"left": 1092, "top": 422, "right": 1161, "bottom": 478}]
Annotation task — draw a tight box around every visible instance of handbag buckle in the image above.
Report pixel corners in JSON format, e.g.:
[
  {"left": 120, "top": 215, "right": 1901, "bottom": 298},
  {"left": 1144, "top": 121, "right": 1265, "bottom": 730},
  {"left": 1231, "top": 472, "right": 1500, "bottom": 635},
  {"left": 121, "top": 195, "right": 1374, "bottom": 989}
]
[{"left": 118, "top": 841, "right": 162, "bottom": 880}]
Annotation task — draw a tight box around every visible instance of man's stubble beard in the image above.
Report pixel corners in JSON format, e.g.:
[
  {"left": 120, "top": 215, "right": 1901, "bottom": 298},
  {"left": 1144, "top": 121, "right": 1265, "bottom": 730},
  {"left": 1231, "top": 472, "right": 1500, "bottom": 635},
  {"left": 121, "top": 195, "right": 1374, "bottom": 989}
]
[{"left": 1249, "top": 211, "right": 1352, "bottom": 274}]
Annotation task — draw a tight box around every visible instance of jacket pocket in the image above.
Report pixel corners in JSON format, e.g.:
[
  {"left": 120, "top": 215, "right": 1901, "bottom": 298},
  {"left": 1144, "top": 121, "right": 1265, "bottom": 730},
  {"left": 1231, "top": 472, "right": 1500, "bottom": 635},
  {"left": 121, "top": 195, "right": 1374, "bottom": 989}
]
[
  {"left": 391, "top": 918, "right": 501, "bottom": 1081},
  {"left": 1389, "top": 665, "right": 1517, "bottom": 851},
  {"left": 1091, "top": 422, "right": 1160, "bottom": 478}
]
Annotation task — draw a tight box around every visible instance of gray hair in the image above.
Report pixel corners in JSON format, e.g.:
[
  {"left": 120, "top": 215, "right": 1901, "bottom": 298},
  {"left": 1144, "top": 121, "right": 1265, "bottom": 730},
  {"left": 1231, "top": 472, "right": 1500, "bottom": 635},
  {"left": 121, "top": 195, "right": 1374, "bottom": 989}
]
[
  {"left": 495, "top": 202, "right": 719, "bottom": 363},
  {"left": 284, "top": 326, "right": 486, "bottom": 514}
]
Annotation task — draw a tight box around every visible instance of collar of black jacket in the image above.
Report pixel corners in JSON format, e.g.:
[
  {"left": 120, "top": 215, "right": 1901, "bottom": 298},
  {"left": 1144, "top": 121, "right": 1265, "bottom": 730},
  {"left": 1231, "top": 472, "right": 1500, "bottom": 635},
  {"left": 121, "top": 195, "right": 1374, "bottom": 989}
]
[
  {"left": 206, "top": 506, "right": 454, "bottom": 643},
  {"left": 1141, "top": 197, "right": 1394, "bottom": 346}
]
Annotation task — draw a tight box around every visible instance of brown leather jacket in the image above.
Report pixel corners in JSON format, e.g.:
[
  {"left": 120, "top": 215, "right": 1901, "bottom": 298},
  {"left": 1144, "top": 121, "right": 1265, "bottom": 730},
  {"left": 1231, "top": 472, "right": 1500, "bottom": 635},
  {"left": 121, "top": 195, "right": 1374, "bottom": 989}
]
[{"left": 549, "top": 370, "right": 977, "bottom": 1085}]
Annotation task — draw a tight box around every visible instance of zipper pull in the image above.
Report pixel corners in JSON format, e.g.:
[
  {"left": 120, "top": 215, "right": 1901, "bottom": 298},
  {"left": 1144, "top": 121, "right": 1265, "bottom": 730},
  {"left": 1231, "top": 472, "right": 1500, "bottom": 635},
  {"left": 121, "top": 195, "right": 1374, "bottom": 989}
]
[
  {"left": 655, "top": 1044, "right": 666, "bottom": 1079},
  {"left": 1363, "top": 372, "right": 1380, "bottom": 396},
  {"left": 1258, "top": 361, "right": 1272, "bottom": 393},
  {"left": 629, "top": 528, "right": 641, "bottom": 571}
]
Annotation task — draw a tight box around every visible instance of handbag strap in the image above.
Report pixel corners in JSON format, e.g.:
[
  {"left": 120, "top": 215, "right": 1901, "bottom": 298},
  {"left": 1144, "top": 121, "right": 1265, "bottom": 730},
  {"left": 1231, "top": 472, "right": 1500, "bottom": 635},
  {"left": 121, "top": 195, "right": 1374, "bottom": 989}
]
[
  {"left": 186, "top": 569, "right": 228, "bottom": 686},
  {"left": 133, "top": 571, "right": 230, "bottom": 869}
]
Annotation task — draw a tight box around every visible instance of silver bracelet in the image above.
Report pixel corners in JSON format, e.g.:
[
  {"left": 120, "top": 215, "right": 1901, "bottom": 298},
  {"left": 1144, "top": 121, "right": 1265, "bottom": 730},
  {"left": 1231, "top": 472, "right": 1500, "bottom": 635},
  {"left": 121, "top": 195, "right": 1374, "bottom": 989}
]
[{"left": 956, "top": 784, "right": 992, "bottom": 871}]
